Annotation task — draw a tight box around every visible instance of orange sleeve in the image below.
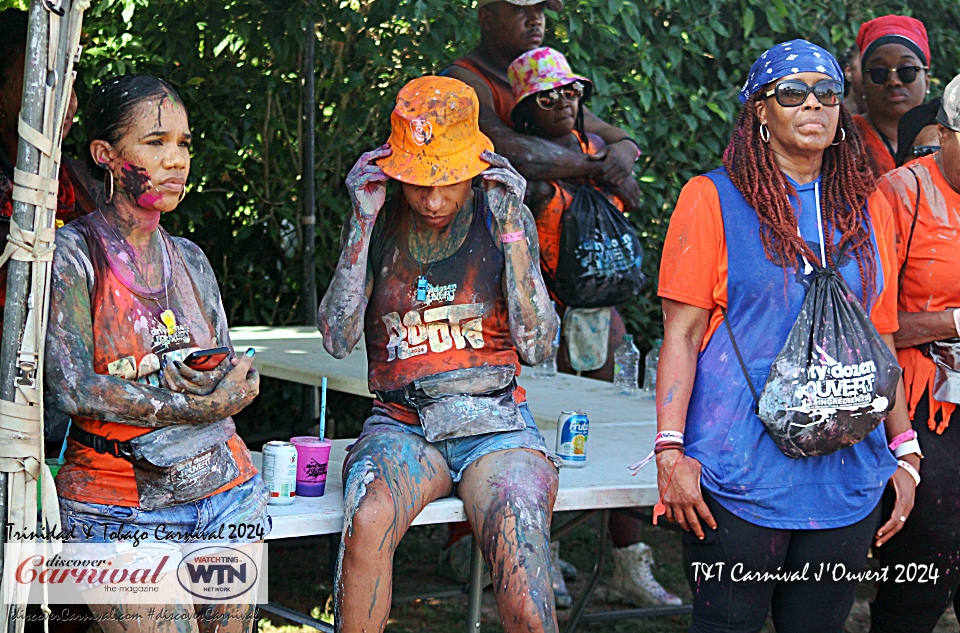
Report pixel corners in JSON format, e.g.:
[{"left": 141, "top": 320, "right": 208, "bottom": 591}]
[
  {"left": 658, "top": 176, "right": 728, "bottom": 311},
  {"left": 866, "top": 189, "right": 899, "bottom": 334},
  {"left": 876, "top": 171, "right": 914, "bottom": 271}
]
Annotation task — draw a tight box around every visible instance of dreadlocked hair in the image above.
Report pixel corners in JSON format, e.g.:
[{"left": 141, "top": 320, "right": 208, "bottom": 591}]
[{"left": 722, "top": 93, "right": 879, "bottom": 306}]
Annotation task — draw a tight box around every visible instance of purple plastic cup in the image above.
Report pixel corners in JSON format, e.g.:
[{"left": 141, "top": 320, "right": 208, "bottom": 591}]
[{"left": 290, "top": 437, "right": 332, "bottom": 497}]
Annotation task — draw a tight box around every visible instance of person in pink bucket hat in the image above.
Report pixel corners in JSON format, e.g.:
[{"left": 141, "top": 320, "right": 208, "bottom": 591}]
[
  {"left": 506, "top": 46, "right": 683, "bottom": 611},
  {"left": 441, "top": 1, "right": 641, "bottom": 213}
]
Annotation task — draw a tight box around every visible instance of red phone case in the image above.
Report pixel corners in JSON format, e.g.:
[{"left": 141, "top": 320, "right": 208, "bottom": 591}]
[{"left": 184, "top": 348, "right": 230, "bottom": 371}]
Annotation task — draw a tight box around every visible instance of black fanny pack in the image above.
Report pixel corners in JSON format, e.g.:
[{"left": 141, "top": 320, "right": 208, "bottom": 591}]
[{"left": 71, "top": 420, "right": 240, "bottom": 511}]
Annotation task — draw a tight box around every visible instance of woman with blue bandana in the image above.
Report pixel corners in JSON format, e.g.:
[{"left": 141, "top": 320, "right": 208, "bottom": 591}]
[{"left": 656, "top": 40, "right": 919, "bottom": 631}]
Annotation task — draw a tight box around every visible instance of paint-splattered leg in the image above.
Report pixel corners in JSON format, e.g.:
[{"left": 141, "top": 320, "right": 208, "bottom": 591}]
[
  {"left": 459, "top": 448, "right": 559, "bottom": 633},
  {"left": 335, "top": 430, "right": 453, "bottom": 633}
]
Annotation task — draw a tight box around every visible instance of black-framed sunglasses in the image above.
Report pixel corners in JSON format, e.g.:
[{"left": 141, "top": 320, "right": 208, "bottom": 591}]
[
  {"left": 763, "top": 79, "right": 843, "bottom": 107},
  {"left": 535, "top": 81, "right": 585, "bottom": 110},
  {"left": 912, "top": 145, "right": 940, "bottom": 158},
  {"left": 865, "top": 66, "right": 927, "bottom": 85}
]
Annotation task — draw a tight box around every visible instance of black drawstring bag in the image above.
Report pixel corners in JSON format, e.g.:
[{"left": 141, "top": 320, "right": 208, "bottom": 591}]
[
  {"left": 549, "top": 185, "right": 644, "bottom": 308},
  {"left": 725, "top": 259, "right": 902, "bottom": 458}
]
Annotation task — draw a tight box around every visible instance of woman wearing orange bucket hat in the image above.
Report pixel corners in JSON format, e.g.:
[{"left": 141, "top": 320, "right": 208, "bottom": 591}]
[{"left": 319, "top": 75, "right": 562, "bottom": 633}]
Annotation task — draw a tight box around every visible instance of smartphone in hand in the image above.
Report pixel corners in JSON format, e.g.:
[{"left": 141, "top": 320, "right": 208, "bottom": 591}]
[{"left": 183, "top": 347, "right": 231, "bottom": 372}]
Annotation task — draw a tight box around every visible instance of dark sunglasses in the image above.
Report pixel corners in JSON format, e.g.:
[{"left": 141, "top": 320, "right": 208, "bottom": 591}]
[
  {"left": 536, "top": 82, "right": 585, "bottom": 110},
  {"left": 865, "top": 66, "right": 927, "bottom": 85},
  {"left": 912, "top": 145, "right": 940, "bottom": 158},
  {"left": 763, "top": 79, "right": 843, "bottom": 107}
]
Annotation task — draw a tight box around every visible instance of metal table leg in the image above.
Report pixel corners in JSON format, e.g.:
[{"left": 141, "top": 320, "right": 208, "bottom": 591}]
[
  {"left": 466, "top": 536, "right": 484, "bottom": 632},
  {"left": 563, "top": 509, "right": 610, "bottom": 633}
]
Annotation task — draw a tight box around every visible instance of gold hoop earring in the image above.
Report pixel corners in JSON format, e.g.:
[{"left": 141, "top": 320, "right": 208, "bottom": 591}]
[
  {"left": 759, "top": 123, "right": 770, "bottom": 144},
  {"left": 104, "top": 170, "right": 114, "bottom": 205},
  {"left": 831, "top": 127, "right": 846, "bottom": 146},
  {"left": 178, "top": 186, "right": 187, "bottom": 203}
]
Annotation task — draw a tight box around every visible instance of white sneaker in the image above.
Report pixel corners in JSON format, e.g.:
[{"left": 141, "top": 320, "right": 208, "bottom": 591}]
[{"left": 598, "top": 542, "right": 682, "bottom": 607}]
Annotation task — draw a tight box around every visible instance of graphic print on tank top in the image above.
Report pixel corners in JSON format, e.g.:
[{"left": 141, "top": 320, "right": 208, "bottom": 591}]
[
  {"left": 364, "top": 188, "right": 521, "bottom": 393},
  {"left": 78, "top": 214, "right": 214, "bottom": 387}
]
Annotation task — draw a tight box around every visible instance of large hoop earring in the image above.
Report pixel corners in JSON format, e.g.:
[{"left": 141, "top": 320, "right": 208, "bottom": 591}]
[
  {"left": 759, "top": 123, "right": 770, "bottom": 144},
  {"left": 178, "top": 185, "right": 187, "bottom": 203},
  {"left": 830, "top": 127, "right": 846, "bottom": 146},
  {"left": 104, "top": 170, "right": 115, "bottom": 205}
]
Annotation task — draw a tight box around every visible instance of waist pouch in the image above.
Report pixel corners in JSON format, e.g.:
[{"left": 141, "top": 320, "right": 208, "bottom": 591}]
[
  {"left": 375, "top": 365, "right": 524, "bottom": 442},
  {"left": 71, "top": 419, "right": 240, "bottom": 511},
  {"left": 924, "top": 338, "right": 960, "bottom": 405},
  {"left": 563, "top": 307, "right": 611, "bottom": 372}
]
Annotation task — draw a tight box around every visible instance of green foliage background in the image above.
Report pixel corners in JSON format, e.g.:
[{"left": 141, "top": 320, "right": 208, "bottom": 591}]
[{"left": 5, "top": 0, "right": 960, "bottom": 349}]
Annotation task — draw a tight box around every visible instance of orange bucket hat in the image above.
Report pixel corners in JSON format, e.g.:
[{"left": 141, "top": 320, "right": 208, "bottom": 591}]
[{"left": 377, "top": 76, "right": 494, "bottom": 187}]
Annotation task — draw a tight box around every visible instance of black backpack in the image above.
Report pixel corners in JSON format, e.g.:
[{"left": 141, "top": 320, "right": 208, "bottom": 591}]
[{"left": 548, "top": 184, "right": 644, "bottom": 308}]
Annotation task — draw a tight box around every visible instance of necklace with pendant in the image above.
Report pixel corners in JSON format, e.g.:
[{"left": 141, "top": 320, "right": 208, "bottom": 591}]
[
  {"left": 99, "top": 210, "right": 179, "bottom": 336},
  {"left": 409, "top": 199, "right": 467, "bottom": 302}
]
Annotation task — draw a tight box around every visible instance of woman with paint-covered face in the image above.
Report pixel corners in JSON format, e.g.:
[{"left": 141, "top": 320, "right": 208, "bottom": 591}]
[
  {"left": 46, "top": 75, "right": 268, "bottom": 632},
  {"left": 319, "top": 75, "right": 561, "bottom": 633},
  {"left": 656, "top": 41, "right": 918, "bottom": 631}
]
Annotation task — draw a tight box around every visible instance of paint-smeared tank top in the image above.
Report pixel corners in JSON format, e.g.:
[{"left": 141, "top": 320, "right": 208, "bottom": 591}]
[
  {"left": 364, "top": 188, "right": 524, "bottom": 423},
  {"left": 55, "top": 213, "right": 256, "bottom": 506}
]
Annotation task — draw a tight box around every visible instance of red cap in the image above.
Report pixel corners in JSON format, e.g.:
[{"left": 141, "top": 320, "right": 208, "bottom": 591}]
[{"left": 857, "top": 15, "right": 930, "bottom": 67}]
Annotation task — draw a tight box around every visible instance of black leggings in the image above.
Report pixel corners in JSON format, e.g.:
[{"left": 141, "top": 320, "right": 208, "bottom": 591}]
[
  {"left": 871, "top": 395, "right": 960, "bottom": 633},
  {"left": 683, "top": 490, "right": 881, "bottom": 633}
]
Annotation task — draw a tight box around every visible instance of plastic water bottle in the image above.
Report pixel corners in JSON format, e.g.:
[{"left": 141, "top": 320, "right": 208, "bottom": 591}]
[
  {"left": 641, "top": 339, "right": 662, "bottom": 399},
  {"left": 613, "top": 334, "right": 640, "bottom": 396},
  {"left": 531, "top": 303, "right": 560, "bottom": 379}
]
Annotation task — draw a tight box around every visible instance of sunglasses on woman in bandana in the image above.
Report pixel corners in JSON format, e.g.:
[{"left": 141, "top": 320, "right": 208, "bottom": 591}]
[
  {"left": 864, "top": 66, "right": 927, "bottom": 85},
  {"left": 764, "top": 79, "right": 843, "bottom": 107},
  {"left": 536, "top": 82, "right": 585, "bottom": 110}
]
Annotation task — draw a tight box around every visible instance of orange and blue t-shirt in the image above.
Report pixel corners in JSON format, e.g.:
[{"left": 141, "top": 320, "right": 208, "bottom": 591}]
[{"left": 658, "top": 169, "right": 898, "bottom": 529}]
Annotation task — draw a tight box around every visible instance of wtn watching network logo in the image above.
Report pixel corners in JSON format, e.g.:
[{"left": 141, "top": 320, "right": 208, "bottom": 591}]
[{"left": 177, "top": 546, "right": 261, "bottom": 601}]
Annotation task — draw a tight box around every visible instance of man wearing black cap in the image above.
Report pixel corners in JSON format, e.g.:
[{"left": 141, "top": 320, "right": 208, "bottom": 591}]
[{"left": 442, "top": 0, "right": 641, "bottom": 211}]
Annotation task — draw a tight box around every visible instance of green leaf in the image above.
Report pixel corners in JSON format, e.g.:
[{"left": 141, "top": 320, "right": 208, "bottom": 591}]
[{"left": 742, "top": 8, "right": 755, "bottom": 38}]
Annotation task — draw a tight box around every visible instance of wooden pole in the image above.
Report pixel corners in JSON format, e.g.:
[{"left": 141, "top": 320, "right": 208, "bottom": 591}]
[{"left": 300, "top": 11, "right": 320, "bottom": 432}]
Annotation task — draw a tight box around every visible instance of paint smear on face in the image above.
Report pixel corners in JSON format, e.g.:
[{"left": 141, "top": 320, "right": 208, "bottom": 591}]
[{"left": 120, "top": 162, "right": 159, "bottom": 207}]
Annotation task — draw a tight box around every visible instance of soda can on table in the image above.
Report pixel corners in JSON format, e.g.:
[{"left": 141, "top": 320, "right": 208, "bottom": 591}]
[
  {"left": 262, "top": 440, "right": 298, "bottom": 505},
  {"left": 555, "top": 411, "right": 589, "bottom": 467}
]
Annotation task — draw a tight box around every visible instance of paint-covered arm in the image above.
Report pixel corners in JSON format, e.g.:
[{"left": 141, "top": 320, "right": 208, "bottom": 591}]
[
  {"left": 44, "top": 230, "right": 259, "bottom": 426},
  {"left": 317, "top": 146, "right": 388, "bottom": 358},
  {"left": 654, "top": 298, "right": 716, "bottom": 539},
  {"left": 481, "top": 150, "right": 558, "bottom": 366},
  {"left": 893, "top": 310, "right": 959, "bottom": 348}
]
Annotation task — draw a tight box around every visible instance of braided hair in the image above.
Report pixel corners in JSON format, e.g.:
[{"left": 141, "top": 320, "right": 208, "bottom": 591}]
[{"left": 723, "top": 93, "right": 878, "bottom": 304}]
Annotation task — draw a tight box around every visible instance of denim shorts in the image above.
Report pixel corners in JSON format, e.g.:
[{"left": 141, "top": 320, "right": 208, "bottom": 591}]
[
  {"left": 59, "top": 474, "right": 272, "bottom": 545},
  {"left": 354, "top": 402, "right": 559, "bottom": 482}
]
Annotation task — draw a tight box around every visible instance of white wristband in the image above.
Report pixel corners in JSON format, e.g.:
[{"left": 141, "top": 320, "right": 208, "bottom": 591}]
[
  {"left": 953, "top": 308, "right": 960, "bottom": 338},
  {"left": 893, "top": 438, "right": 923, "bottom": 459},
  {"left": 897, "top": 460, "right": 921, "bottom": 486}
]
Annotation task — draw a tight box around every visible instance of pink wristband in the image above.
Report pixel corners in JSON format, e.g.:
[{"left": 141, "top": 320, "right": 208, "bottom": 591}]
[
  {"left": 889, "top": 429, "right": 917, "bottom": 451},
  {"left": 500, "top": 231, "right": 525, "bottom": 243}
]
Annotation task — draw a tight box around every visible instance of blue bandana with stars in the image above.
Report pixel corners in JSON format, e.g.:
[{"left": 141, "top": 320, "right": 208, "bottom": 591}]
[{"left": 739, "top": 39, "right": 844, "bottom": 104}]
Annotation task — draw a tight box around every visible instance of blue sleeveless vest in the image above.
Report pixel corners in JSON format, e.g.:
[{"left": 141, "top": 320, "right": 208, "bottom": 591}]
[{"left": 685, "top": 168, "right": 897, "bottom": 529}]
